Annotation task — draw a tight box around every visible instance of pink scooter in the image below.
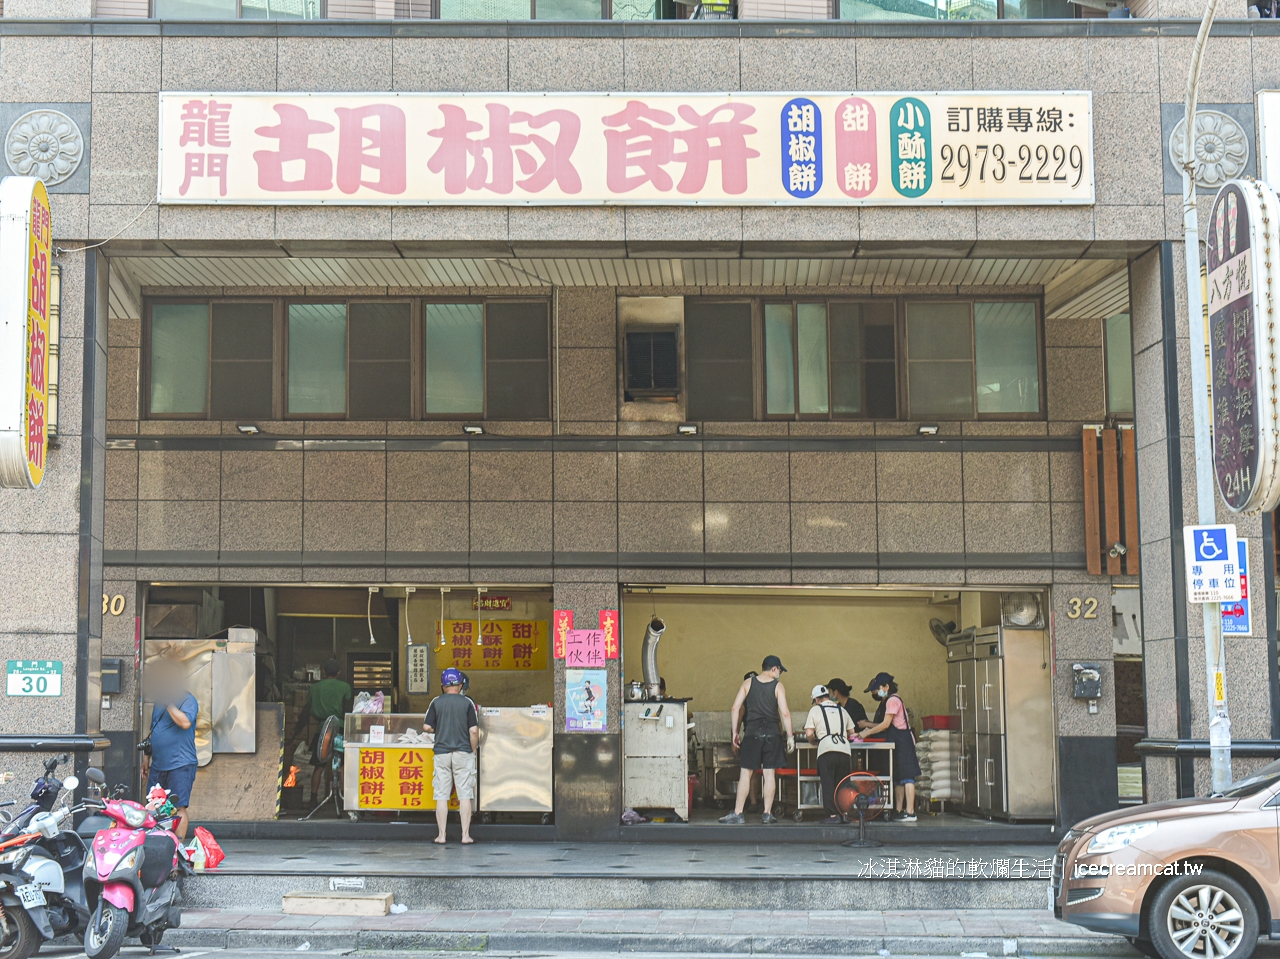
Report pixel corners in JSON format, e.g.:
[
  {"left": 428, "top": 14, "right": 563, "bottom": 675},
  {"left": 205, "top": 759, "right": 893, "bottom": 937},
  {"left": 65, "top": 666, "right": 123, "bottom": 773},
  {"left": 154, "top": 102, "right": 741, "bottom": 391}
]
[{"left": 81, "top": 797, "right": 190, "bottom": 959}]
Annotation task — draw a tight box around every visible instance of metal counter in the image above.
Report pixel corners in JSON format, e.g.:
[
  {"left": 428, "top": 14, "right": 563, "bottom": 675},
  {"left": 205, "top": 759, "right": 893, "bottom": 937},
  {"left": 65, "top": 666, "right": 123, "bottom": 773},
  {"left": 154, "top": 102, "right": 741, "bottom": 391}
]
[{"left": 478, "top": 705, "right": 553, "bottom": 813}]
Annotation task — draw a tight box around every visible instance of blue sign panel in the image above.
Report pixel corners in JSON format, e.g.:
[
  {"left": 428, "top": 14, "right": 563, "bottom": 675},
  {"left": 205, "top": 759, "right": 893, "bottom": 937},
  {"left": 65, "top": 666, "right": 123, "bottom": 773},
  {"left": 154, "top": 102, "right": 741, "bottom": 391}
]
[{"left": 781, "top": 97, "right": 822, "bottom": 199}]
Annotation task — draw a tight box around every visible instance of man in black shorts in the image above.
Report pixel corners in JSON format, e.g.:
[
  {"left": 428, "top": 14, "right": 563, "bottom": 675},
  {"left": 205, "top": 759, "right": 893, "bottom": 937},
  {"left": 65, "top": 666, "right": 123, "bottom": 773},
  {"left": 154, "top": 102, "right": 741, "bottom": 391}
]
[{"left": 720, "top": 655, "right": 794, "bottom": 824}]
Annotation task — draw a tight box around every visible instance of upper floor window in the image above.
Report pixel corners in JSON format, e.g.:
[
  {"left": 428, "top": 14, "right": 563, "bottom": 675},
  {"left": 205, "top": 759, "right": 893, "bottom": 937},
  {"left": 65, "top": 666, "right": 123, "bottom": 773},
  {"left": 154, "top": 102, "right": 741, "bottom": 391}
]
[
  {"left": 144, "top": 298, "right": 549, "bottom": 421},
  {"left": 682, "top": 296, "right": 1043, "bottom": 422},
  {"left": 1104, "top": 312, "right": 1134, "bottom": 419}
]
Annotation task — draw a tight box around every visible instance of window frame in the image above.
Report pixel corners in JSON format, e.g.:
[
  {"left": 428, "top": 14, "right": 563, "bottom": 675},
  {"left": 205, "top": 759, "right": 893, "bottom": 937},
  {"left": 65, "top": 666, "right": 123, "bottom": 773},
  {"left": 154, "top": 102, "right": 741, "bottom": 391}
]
[
  {"left": 760, "top": 297, "right": 904, "bottom": 422},
  {"left": 142, "top": 295, "right": 552, "bottom": 423},
  {"left": 623, "top": 324, "right": 681, "bottom": 402},
  {"left": 903, "top": 295, "right": 1046, "bottom": 422}
]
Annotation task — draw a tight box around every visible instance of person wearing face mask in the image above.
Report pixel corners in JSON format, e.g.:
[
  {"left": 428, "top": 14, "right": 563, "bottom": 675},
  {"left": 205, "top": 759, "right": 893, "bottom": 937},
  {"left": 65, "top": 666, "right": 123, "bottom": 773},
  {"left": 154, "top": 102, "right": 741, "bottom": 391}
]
[{"left": 856, "top": 672, "right": 921, "bottom": 822}]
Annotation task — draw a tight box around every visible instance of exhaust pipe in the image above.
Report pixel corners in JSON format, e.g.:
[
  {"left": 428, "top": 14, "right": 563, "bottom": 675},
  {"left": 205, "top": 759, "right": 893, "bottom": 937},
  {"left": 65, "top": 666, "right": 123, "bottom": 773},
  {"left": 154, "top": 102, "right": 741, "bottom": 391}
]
[{"left": 641, "top": 618, "right": 666, "bottom": 699}]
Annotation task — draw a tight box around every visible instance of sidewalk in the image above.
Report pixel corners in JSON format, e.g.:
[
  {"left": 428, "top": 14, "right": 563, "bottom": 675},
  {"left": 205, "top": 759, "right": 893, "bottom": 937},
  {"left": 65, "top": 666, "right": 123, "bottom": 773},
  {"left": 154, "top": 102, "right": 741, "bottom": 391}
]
[{"left": 168, "top": 907, "right": 1137, "bottom": 956}]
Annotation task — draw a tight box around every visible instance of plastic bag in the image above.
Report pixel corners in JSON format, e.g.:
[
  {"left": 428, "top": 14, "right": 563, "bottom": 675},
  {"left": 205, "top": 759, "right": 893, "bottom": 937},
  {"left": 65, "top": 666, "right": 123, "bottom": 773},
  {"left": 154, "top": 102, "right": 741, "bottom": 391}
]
[
  {"left": 193, "top": 826, "right": 225, "bottom": 869},
  {"left": 352, "top": 691, "right": 372, "bottom": 712}
]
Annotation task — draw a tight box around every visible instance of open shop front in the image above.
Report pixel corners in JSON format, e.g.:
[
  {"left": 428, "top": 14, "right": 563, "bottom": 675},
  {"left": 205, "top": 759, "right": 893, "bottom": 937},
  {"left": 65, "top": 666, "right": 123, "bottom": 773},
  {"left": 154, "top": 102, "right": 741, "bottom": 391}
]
[
  {"left": 141, "top": 583, "right": 555, "bottom": 825},
  {"left": 619, "top": 586, "right": 1057, "bottom": 826}
]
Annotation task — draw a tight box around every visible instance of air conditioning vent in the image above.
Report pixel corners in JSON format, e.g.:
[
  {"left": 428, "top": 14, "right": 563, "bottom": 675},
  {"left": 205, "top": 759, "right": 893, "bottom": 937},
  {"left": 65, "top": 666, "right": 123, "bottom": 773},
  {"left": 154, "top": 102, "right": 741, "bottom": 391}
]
[{"left": 1001, "top": 592, "right": 1045, "bottom": 629}]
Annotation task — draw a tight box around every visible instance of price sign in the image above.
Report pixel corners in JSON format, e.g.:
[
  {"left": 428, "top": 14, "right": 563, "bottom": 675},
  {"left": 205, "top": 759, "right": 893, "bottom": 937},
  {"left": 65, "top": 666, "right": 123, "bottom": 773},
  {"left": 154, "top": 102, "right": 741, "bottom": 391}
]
[{"left": 6, "top": 660, "right": 62, "bottom": 697}]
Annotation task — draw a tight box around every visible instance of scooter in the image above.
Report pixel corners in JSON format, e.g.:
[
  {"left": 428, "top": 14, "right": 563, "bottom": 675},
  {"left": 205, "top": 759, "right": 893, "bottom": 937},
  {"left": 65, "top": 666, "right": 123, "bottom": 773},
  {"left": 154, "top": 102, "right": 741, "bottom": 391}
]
[
  {"left": 0, "top": 768, "right": 83, "bottom": 959},
  {"left": 82, "top": 794, "right": 189, "bottom": 959},
  {"left": 2, "top": 754, "right": 73, "bottom": 837}
]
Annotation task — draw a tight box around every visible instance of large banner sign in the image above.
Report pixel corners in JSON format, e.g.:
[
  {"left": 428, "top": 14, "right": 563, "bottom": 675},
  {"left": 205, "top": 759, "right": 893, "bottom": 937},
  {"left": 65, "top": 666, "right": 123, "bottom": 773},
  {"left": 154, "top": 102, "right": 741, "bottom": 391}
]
[{"left": 158, "top": 91, "right": 1094, "bottom": 207}]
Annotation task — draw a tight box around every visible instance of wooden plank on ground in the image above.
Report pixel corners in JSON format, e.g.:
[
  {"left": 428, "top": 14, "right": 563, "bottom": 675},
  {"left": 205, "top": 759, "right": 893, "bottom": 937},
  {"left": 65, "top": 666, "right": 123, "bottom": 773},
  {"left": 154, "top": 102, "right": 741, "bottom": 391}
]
[{"left": 283, "top": 891, "right": 393, "bottom": 916}]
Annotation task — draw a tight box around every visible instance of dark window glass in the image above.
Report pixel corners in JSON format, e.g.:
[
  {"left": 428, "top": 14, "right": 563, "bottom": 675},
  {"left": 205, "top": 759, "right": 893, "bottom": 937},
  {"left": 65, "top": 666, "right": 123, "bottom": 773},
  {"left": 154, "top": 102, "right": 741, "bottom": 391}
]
[
  {"left": 907, "top": 301, "right": 974, "bottom": 418},
  {"left": 830, "top": 301, "right": 897, "bottom": 419},
  {"left": 625, "top": 329, "right": 679, "bottom": 397},
  {"left": 349, "top": 302, "right": 412, "bottom": 420},
  {"left": 486, "top": 301, "right": 549, "bottom": 419},
  {"left": 686, "top": 300, "right": 753, "bottom": 421},
  {"left": 210, "top": 302, "right": 273, "bottom": 419}
]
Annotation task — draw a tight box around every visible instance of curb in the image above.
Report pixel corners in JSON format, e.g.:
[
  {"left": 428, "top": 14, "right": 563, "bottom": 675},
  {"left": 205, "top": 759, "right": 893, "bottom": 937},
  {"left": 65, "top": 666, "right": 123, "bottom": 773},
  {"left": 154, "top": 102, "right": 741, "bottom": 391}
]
[{"left": 161, "top": 928, "right": 1145, "bottom": 956}]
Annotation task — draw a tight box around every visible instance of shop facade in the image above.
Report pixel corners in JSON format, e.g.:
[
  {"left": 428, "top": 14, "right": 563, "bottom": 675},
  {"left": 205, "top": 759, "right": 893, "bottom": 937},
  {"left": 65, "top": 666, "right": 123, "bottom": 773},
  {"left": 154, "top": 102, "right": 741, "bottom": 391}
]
[{"left": 1, "top": 6, "right": 1278, "bottom": 839}]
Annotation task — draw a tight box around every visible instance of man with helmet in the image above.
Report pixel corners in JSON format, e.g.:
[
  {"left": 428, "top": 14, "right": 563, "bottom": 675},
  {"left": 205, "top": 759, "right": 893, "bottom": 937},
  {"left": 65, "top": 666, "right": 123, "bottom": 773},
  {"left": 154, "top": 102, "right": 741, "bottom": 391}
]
[{"left": 424, "top": 667, "right": 480, "bottom": 844}]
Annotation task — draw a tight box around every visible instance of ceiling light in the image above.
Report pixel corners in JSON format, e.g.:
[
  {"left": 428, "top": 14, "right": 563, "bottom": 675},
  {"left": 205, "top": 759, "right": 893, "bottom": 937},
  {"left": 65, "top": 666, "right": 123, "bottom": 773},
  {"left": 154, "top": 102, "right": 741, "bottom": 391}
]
[
  {"left": 236, "top": 423, "right": 260, "bottom": 435},
  {"left": 916, "top": 424, "right": 939, "bottom": 436},
  {"left": 677, "top": 423, "right": 699, "bottom": 436},
  {"left": 463, "top": 424, "right": 485, "bottom": 436}
]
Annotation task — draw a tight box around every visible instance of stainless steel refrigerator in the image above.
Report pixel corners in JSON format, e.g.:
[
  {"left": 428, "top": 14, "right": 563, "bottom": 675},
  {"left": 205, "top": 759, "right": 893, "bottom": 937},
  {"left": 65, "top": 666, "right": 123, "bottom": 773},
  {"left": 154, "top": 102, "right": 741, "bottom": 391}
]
[{"left": 947, "top": 625, "right": 1053, "bottom": 820}]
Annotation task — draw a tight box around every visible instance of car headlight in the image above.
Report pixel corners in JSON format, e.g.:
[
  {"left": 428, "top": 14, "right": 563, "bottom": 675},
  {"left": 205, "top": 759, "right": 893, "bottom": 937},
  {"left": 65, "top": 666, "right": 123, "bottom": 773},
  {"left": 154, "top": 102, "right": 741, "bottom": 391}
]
[
  {"left": 122, "top": 806, "right": 147, "bottom": 828},
  {"left": 1086, "top": 820, "right": 1158, "bottom": 855}
]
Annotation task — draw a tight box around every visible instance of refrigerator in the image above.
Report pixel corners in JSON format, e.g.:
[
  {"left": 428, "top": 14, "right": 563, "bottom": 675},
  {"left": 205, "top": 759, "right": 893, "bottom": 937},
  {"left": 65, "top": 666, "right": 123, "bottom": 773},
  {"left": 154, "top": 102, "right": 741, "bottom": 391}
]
[{"left": 947, "top": 625, "right": 1053, "bottom": 820}]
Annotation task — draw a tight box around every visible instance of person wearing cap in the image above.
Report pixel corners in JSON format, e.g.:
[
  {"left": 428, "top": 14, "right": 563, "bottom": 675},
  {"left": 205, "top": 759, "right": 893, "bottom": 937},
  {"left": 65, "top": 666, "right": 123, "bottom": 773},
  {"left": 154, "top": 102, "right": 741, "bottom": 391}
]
[
  {"left": 825, "top": 678, "right": 868, "bottom": 726},
  {"left": 804, "top": 685, "right": 856, "bottom": 824},
  {"left": 720, "top": 655, "right": 794, "bottom": 825},
  {"left": 857, "top": 672, "right": 921, "bottom": 822},
  {"left": 424, "top": 667, "right": 480, "bottom": 844}
]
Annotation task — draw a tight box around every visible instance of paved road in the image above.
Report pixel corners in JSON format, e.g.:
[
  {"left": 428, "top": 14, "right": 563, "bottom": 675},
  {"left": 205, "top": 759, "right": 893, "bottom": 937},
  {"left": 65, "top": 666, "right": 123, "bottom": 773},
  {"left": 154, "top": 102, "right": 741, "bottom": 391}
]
[{"left": 38, "top": 950, "right": 1148, "bottom": 959}]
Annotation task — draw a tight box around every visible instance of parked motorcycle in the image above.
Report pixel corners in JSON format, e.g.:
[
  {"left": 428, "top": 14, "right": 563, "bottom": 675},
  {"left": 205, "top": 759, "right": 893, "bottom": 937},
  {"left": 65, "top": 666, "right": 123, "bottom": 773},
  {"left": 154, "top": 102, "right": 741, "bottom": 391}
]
[
  {"left": 82, "top": 793, "right": 190, "bottom": 959},
  {"left": 1, "top": 754, "right": 73, "bottom": 838},
  {"left": 0, "top": 768, "right": 82, "bottom": 959}
]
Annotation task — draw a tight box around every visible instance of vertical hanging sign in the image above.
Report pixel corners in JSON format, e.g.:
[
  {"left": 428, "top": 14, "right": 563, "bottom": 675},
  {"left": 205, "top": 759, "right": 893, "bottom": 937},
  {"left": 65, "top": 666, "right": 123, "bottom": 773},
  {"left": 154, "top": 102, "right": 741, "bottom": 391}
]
[
  {"left": 1207, "top": 178, "right": 1280, "bottom": 513},
  {"left": 0, "top": 177, "right": 52, "bottom": 489},
  {"left": 552, "top": 609, "right": 573, "bottom": 660},
  {"left": 598, "top": 609, "right": 620, "bottom": 660}
]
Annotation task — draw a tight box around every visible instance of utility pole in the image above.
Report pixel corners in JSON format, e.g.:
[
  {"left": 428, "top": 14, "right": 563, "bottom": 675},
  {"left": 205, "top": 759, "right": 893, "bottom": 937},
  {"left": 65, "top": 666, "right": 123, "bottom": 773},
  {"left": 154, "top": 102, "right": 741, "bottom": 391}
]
[{"left": 1180, "top": 0, "right": 1233, "bottom": 794}]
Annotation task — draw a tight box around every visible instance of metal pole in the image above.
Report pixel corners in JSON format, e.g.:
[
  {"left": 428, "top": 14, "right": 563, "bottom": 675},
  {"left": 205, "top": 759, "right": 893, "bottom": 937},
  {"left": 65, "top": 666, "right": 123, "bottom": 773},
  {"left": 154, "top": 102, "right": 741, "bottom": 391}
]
[{"left": 1181, "top": 0, "right": 1233, "bottom": 794}]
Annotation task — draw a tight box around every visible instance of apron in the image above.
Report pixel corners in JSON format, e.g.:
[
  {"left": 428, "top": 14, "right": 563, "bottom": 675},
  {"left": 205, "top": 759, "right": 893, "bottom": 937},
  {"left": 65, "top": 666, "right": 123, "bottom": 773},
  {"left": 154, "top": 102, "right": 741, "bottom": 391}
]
[{"left": 873, "top": 694, "right": 921, "bottom": 782}]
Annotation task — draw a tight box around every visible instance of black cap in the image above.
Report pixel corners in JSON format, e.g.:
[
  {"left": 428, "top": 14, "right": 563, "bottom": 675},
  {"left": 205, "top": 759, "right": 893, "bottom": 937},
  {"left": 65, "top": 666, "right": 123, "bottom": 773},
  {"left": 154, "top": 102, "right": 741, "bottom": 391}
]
[
  {"left": 762, "top": 655, "right": 787, "bottom": 673},
  {"left": 864, "top": 671, "right": 894, "bottom": 693},
  {"left": 827, "top": 678, "right": 852, "bottom": 696}
]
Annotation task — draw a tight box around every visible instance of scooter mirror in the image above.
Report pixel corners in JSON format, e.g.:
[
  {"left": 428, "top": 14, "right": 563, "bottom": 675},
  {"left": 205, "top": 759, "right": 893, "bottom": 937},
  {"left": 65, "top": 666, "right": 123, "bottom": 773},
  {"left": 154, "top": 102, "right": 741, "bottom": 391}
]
[
  {"left": 61, "top": 775, "right": 79, "bottom": 793},
  {"left": 86, "top": 768, "right": 105, "bottom": 785}
]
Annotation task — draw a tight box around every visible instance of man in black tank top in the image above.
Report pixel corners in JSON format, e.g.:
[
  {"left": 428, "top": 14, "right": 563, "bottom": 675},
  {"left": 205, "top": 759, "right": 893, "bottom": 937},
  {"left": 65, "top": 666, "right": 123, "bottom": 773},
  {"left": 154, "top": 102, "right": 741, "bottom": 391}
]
[{"left": 720, "top": 655, "right": 794, "bottom": 824}]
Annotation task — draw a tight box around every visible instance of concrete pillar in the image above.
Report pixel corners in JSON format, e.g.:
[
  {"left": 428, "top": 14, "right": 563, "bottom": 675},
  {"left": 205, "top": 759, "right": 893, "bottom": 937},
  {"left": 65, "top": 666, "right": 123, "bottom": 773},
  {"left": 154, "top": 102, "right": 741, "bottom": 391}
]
[
  {"left": 551, "top": 574, "right": 621, "bottom": 841},
  {"left": 0, "top": 247, "right": 106, "bottom": 802},
  {"left": 1132, "top": 242, "right": 1279, "bottom": 801}
]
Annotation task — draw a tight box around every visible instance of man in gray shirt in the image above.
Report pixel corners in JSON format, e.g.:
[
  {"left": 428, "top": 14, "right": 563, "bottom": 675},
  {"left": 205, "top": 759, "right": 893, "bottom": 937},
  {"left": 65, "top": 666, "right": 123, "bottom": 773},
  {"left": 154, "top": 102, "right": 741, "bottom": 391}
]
[{"left": 424, "top": 667, "right": 479, "bottom": 844}]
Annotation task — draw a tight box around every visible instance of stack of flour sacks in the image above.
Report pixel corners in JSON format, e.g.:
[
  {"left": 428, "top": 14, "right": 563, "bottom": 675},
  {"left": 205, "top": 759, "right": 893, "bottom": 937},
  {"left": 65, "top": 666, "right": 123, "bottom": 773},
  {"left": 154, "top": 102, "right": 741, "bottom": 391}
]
[{"left": 916, "top": 720, "right": 958, "bottom": 807}]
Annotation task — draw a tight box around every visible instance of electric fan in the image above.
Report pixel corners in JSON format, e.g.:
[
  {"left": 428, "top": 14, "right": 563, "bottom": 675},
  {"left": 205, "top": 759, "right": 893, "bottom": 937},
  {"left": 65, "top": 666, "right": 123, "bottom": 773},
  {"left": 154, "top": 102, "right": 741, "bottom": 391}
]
[{"left": 835, "top": 771, "right": 889, "bottom": 848}]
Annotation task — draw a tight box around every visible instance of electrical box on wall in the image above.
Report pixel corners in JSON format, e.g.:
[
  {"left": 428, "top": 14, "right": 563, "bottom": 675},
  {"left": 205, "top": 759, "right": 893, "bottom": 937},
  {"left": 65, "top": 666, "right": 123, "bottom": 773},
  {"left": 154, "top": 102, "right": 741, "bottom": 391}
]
[
  {"left": 1072, "top": 663, "right": 1102, "bottom": 700},
  {"left": 101, "top": 658, "right": 122, "bottom": 695}
]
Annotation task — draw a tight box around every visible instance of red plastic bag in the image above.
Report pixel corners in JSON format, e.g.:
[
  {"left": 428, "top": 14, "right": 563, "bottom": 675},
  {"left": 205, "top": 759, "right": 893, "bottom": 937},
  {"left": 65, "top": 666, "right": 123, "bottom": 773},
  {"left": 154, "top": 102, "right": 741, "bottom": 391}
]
[{"left": 193, "top": 827, "right": 225, "bottom": 869}]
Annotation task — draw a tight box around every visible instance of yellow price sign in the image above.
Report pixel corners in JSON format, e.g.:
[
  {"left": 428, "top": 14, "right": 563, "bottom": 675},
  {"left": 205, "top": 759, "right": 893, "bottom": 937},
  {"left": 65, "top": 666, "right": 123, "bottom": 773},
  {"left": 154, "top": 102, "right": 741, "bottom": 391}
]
[
  {"left": 353, "top": 746, "right": 458, "bottom": 810},
  {"left": 438, "top": 619, "right": 547, "bottom": 671}
]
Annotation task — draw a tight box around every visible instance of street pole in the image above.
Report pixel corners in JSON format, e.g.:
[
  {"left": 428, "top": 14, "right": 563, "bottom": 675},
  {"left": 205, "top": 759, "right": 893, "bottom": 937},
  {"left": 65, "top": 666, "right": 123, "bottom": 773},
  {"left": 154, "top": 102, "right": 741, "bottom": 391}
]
[{"left": 1181, "top": 0, "right": 1233, "bottom": 794}]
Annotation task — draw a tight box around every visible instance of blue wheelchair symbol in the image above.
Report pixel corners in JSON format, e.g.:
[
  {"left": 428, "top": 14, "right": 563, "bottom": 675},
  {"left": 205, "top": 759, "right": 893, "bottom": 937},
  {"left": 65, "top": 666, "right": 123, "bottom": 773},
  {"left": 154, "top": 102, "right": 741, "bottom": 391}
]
[{"left": 1195, "top": 528, "right": 1229, "bottom": 562}]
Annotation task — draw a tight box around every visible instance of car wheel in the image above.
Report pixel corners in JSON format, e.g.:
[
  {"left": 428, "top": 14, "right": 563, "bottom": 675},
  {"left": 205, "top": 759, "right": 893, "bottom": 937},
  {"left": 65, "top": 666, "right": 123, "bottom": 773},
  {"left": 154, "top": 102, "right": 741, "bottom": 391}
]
[{"left": 1149, "top": 869, "right": 1258, "bottom": 959}]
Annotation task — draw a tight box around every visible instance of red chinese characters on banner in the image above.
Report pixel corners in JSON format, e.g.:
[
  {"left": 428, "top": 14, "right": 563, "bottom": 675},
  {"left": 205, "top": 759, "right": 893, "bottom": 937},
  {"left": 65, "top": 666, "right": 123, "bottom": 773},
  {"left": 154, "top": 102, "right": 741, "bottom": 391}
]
[
  {"left": 252, "top": 103, "right": 407, "bottom": 195},
  {"left": 602, "top": 100, "right": 759, "bottom": 195},
  {"left": 552, "top": 609, "right": 573, "bottom": 660},
  {"left": 598, "top": 610, "right": 619, "bottom": 660},
  {"left": 24, "top": 189, "right": 51, "bottom": 481},
  {"left": 179, "top": 99, "right": 232, "bottom": 197},
  {"left": 426, "top": 104, "right": 582, "bottom": 196}
]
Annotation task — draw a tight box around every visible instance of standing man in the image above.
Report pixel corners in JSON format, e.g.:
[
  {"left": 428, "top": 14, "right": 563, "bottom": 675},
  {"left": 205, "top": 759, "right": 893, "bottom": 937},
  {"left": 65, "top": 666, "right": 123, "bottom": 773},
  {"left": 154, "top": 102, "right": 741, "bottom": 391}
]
[
  {"left": 142, "top": 660, "right": 198, "bottom": 840},
  {"left": 804, "top": 685, "right": 855, "bottom": 824},
  {"left": 720, "top": 655, "right": 794, "bottom": 824},
  {"left": 424, "top": 667, "right": 479, "bottom": 845},
  {"left": 289, "top": 658, "right": 353, "bottom": 805}
]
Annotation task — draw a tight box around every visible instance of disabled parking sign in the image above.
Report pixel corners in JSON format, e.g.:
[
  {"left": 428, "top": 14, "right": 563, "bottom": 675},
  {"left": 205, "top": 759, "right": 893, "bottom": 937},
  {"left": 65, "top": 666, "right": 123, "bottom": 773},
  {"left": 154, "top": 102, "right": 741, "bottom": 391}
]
[
  {"left": 1221, "top": 539, "right": 1251, "bottom": 635},
  {"left": 1183, "top": 524, "right": 1242, "bottom": 603}
]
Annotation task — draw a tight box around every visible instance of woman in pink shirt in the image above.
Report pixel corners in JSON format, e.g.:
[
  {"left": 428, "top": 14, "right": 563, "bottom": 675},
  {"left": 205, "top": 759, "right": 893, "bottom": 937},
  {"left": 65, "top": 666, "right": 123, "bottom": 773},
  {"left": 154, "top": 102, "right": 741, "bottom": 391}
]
[{"left": 856, "top": 672, "right": 921, "bottom": 822}]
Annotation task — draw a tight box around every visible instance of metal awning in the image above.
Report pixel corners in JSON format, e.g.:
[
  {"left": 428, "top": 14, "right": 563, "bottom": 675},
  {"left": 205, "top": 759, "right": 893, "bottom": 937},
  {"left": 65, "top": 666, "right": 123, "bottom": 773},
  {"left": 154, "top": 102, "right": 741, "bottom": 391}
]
[{"left": 108, "top": 254, "right": 1132, "bottom": 320}]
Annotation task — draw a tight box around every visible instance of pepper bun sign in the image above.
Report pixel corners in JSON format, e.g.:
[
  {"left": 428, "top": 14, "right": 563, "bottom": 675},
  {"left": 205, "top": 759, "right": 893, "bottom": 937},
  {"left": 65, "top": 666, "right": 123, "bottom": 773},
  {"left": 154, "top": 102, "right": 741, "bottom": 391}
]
[
  {"left": 0, "top": 177, "right": 52, "bottom": 489},
  {"left": 1206, "top": 179, "right": 1280, "bottom": 513}
]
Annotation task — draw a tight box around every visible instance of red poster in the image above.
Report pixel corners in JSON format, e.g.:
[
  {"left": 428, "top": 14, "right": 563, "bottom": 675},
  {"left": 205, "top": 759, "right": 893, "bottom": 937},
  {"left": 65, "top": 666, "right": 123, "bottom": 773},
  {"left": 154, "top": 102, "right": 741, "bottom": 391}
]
[
  {"left": 552, "top": 609, "right": 573, "bottom": 660},
  {"left": 599, "top": 609, "right": 620, "bottom": 660}
]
